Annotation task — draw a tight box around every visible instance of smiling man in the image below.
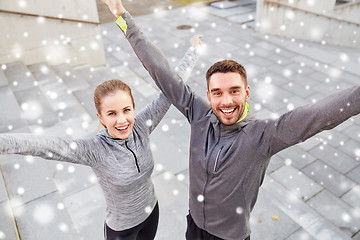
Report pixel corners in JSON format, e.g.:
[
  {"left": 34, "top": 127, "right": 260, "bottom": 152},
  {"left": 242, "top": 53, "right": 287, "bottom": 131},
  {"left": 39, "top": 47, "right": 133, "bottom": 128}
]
[
  {"left": 101, "top": 0, "right": 360, "bottom": 239},
  {"left": 206, "top": 61, "right": 250, "bottom": 126}
]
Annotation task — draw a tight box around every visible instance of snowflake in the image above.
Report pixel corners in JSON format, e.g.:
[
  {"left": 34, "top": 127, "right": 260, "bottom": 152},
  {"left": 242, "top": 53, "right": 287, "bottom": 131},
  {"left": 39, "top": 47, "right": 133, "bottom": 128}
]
[{"left": 33, "top": 204, "right": 55, "bottom": 225}]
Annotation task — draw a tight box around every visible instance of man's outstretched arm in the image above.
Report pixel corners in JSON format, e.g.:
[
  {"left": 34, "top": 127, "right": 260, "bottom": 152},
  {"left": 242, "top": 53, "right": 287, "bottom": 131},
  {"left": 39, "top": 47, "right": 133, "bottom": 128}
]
[
  {"left": 136, "top": 35, "right": 201, "bottom": 134},
  {"left": 257, "top": 86, "right": 360, "bottom": 157},
  {"left": 101, "top": 0, "right": 210, "bottom": 122}
]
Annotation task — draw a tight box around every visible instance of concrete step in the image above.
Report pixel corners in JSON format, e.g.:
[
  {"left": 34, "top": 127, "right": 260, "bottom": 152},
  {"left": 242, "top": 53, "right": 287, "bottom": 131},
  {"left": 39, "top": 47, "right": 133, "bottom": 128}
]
[
  {"left": 52, "top": 63, "right": 105, "bottom": 118},
  {"left": 0, "top": 87, "right": 27, "bottom": 133},
  {"left": 198, "top": 0, "right": 256, "bottom": 22},
  {"left": 2, "top": 62, "right": 58, "bottom": 128},
  {"left": 29, "top": 63, "right": 92, "bottom": 122},
  {"left": 12, "top": 86, "right": 59, "bottom": 128},
  {"left": 2, "top": 61, "right": 37, "bottom": 93},
  {"left": 51, "top": 63, "right": 90, "bottom": 92},
  {"left": 0, "top": 165, "right": 20, "bottom": 240},
  {"left": 72, "top": 64, "right": 103, "bottom": 87},
  {"left": 0, "top": 61, "right": 106, "bottom": 240},
  {"left": 0, "top": 68, "right": 8, "bottom": 88},
  {"left": 0, "top": 64, "right": 30, "bottom": 240}
]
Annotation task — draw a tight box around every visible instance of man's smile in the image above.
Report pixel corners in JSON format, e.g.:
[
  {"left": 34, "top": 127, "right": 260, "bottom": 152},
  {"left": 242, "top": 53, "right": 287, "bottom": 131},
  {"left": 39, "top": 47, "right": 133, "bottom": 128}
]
[{"left": 220, "top": 107, "right": 237, "bottom": 116}]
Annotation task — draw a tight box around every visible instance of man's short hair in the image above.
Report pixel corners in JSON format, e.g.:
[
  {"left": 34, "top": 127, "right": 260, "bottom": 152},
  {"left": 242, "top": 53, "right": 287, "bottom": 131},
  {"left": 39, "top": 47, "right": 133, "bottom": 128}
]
[{"left": 206, "top": 60, "right": 247, "bottom": 89}]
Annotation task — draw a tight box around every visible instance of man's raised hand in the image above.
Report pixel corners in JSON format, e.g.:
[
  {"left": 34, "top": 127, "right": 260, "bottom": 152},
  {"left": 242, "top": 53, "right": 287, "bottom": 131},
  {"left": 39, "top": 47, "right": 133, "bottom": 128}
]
[{"left": 101, "top": 0, "right": 126, "bottom": 18}]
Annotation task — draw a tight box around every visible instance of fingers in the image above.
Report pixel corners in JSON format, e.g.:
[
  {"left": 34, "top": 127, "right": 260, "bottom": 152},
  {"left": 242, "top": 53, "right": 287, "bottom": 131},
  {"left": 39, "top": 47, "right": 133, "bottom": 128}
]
[
  {"left": 192, "top": 34, "right": 202, "bottom": 39},
  {"left": 191, "top": 35, "right": 203, "bottom": 44},
  {"left": 100, "top": 0, "right": 125, "bottom": 18},
  {"left": 190, "top": 34, "right": 203, "bottom": 48}
]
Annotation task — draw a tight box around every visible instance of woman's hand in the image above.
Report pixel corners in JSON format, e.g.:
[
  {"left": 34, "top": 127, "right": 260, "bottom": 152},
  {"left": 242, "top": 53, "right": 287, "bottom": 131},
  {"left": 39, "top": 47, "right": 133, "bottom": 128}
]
[{"left": 190, "top": 34, "right": 203, "bottom": 49}]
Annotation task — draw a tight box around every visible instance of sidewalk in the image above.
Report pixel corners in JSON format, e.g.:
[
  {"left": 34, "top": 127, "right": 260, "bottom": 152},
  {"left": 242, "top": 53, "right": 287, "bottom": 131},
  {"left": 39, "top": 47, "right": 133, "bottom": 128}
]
[{"left": 0, "top": 0, "right": 360, "bottom": 239}]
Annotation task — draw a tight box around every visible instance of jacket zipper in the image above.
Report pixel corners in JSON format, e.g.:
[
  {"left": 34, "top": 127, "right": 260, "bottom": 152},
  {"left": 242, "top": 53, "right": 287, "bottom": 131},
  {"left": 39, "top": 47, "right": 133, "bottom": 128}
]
[
  {"left": 213, "top": 146, "right": 223, "bottom": 172},
  {"left": 202, "top": 125, "right": 221, "bottom": 229},
  {"left": 125, "top": 141, "right": 140, "bottom": 173}
]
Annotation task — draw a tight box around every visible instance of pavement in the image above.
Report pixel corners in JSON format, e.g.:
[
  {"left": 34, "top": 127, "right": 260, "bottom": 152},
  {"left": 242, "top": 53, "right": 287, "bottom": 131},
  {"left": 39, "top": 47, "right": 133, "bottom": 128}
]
[{"left": 1, "top": 0, "right": 360, "bottom": 239}]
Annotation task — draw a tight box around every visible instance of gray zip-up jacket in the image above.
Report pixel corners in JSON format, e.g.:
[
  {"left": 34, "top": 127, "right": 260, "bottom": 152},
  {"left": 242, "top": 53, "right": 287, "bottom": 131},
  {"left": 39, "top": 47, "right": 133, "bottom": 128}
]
[
  {"left": 0, "top": 45, "right": 199, "bottom": 231},
  {"left": 121, "top": 12, "right": 360, "bottom": 239}
]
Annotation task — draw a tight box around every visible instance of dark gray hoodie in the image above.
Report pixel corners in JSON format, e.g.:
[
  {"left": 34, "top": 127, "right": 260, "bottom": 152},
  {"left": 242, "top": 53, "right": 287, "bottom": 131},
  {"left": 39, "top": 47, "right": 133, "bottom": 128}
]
[{"left": 121, "top": 12, "right": 360, "bottom": 240}]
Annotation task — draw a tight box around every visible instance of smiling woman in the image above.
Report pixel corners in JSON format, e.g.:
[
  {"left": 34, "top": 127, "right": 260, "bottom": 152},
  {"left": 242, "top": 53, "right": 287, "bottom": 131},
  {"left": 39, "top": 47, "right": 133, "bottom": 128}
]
[
  {"left": 94, "top": 79, "right": 136, "bottom": 139},
  {"left": 0, "top": 24, "right": 202, "bottom": 240}
]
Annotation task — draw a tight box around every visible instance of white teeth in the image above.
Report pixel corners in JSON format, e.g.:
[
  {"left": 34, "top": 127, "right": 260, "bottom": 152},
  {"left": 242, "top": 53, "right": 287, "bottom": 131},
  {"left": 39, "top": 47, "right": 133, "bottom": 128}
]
[
  {"left": 221, "top": 109, "right": 235, "bottom": 114},
  {"left": 116, "top": 126, "right": 128, "bottom": 130}
]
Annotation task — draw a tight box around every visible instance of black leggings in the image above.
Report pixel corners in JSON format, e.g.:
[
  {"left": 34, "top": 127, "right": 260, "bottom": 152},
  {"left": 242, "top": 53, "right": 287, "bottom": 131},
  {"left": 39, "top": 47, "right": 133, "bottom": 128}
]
[
  {"left": 104, "top": 203, "right": 159, "bottom": 240},
  {"left": 185, "top": 213, "right": 250, "bottom": 240}
]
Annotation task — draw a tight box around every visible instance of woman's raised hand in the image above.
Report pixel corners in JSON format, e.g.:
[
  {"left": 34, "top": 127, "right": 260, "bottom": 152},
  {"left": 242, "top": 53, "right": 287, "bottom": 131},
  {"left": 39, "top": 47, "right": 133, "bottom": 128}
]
[{"left": 190, "top": 34, "right": 203, "bottom": 49}]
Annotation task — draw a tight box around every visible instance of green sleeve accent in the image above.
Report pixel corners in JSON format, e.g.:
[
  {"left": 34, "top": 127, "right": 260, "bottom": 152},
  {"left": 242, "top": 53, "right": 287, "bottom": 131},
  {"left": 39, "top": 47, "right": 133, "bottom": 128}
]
[{"left": 116, "top": 15, "right": 128, "bottom": 34}]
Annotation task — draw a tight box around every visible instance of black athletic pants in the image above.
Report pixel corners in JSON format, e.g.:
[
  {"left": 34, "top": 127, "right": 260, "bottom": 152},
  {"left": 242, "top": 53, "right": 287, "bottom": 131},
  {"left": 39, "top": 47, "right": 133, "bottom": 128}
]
[
  {"left": 186, "top": 213, "right": 250, "bottom": 240},
  {"left": 104, "top": 202, "right": 159, "bottom": 240}
]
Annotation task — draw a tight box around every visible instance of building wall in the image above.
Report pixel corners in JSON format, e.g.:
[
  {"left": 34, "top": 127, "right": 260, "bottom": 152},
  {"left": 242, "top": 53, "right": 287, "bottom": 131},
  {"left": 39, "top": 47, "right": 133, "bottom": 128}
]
[{"left": 0, "top": 0, "right": 105, "bottom": 67}]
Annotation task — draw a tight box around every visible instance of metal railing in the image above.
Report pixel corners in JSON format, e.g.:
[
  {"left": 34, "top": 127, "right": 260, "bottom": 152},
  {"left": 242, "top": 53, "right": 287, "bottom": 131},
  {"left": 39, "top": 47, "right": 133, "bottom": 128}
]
[{"left": 0, "top": 9, "right": 100, "bottom": 24}]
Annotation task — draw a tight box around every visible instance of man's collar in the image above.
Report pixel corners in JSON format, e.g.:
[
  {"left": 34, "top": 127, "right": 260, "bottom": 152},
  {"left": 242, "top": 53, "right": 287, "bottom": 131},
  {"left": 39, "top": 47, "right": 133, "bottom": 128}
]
[{"left": 236, "top": 102, "right": 250, "bottom": 123}]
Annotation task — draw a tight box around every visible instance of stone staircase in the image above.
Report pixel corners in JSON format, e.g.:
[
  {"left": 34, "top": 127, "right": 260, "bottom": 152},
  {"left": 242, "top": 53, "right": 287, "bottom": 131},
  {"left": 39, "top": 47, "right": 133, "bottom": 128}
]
[
  {"left": 199, "top": 0, "right": 258, "bottom": 27},
  {"left": 256, "top": 0, "right": 360, "bottom": 49},
  {"left": 0, "top": 61, "right": 113, "bottom": 239}
]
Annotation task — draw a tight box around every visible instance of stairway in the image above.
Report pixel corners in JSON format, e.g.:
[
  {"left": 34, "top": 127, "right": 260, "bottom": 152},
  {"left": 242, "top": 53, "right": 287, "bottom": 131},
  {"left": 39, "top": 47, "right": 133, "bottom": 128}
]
[
  {"left": 256, "top": 0, "right": 360, "bottom": 49},
  {"left": 198, "top": 0, "right": 257, "bottom": 27},
  {"left": 0, "top": 61, "right": 114, "bottom": 239}
]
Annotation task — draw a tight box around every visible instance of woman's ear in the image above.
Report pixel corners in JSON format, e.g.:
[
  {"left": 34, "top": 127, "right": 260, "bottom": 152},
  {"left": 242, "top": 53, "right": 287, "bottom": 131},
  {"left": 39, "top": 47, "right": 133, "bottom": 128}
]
[{"left": 97, "top": 113, "right": 105, "bottom": 127}]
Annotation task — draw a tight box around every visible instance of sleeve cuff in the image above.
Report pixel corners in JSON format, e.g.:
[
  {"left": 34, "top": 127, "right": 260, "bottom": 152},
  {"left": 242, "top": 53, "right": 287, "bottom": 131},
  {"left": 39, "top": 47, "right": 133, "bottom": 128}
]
[{"left": 116, "top": 12, "right": 128, "bottom": 34}]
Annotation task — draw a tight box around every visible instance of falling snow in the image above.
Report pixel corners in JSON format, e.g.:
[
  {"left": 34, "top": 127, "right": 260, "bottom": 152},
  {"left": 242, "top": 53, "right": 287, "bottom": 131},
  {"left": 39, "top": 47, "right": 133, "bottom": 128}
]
[
  {"left": 0, "top": 0, "right": 359, "bottom": 239},
  {"left": 33, "top": 204, "right": 55, "bottom": 225}
]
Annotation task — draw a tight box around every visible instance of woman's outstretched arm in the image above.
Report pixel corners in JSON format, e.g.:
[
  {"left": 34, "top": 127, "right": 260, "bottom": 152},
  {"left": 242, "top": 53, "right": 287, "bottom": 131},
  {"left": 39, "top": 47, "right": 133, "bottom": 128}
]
[{"left": 0, "top": 133, "right": 102, "bottom": 167}]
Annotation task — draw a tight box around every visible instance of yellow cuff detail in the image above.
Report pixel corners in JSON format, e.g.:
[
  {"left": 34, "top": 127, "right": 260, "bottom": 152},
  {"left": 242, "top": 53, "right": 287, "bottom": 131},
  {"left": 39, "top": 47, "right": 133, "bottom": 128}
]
[{"left": 116, "top": 15, "right": 128, "bottom": 34}]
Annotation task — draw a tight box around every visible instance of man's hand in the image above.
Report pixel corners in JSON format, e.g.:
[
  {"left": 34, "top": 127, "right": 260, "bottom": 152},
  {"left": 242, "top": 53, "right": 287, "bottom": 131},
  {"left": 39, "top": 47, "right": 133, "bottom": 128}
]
[{"left": 101, "top": 0, "right": 126, "bottom": 18}]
